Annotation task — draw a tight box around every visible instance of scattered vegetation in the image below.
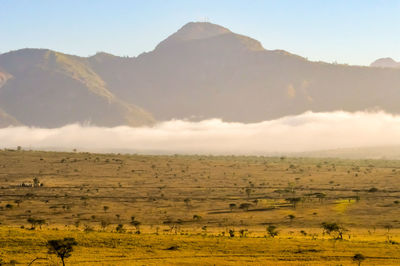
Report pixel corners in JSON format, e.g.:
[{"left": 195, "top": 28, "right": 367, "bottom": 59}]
[{"left": 0, "top": 150, "right": 399, "bottom": 264}]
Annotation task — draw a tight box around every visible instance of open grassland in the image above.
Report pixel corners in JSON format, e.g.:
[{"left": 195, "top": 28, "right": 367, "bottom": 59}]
[
  {"left": 1, "top": 150, "right": 400, "bottom": 264},
  {"left": 1, "top": 227, "right": 400, "bottom": 265}
]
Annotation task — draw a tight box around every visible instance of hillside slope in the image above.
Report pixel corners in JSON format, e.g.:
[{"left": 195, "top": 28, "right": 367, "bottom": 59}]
[{"left": 0, "top": 49, "right": 154, "bottom": 127}]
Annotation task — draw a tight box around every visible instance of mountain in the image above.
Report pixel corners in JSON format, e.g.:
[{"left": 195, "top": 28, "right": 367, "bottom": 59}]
[
  {"left": 0, "top": 49, "right": 154, "bottom": 127},
  {"left": 2, "top": 22, "right": 400, "bottom": 127},
  {"left": 89, "top": 22, "right": 400, "bottom": 122},
  {"left": 370, "top": 57, "right": 400, "bottom": 68}
]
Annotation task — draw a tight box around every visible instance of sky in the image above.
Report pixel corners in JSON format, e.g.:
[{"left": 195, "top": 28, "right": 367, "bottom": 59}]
[{"left": 1, "top": 0, "right": 399, "bottom": 66}]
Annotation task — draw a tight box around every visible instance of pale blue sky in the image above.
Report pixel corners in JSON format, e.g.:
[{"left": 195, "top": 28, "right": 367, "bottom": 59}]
[{"left": 1, "top": 0, "right": 399, "bottom": 65}]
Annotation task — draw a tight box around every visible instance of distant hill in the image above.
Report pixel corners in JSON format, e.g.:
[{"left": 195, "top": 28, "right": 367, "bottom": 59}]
[
  {"left": 370, "top": 58, "right": 400, "bottom": 68},
  {"left": 0, "top": 49, "right": 154, "bottom": 127},
  {"left": 2, "top": 22, "right": 400, "bottom": 127},
  {"left": 296, "top": 146, "right": 400, "bottom": 160}
]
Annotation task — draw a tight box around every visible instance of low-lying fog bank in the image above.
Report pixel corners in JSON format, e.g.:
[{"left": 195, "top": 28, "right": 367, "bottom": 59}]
[{"left": 1, "top": 111, "right": 400, "bottom": 156}]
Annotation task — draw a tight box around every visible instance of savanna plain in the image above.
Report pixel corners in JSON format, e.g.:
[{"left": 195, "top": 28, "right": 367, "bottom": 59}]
[{"left": 1, "top": 149, "right": 400, "bottom": 265}]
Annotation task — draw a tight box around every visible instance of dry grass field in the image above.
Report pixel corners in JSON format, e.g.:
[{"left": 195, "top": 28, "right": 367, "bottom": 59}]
[{"left": 1, "top": 149, "right": 400, "bottom": 265}]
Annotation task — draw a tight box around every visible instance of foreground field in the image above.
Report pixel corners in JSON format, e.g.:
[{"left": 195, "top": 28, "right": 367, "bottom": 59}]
[
  {"left": 1, "top": 227, "right": 400, "bottom": 265},
  {"left": 1, "top": 149, "right": 400, "bottom": 264}
]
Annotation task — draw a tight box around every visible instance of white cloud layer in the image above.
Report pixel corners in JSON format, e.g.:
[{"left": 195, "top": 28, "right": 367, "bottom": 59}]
[{"left": 1, "top": 111, "right": 400, "bottom": 155}]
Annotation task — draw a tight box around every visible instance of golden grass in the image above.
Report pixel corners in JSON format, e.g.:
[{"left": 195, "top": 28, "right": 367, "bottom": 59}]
[
  {"left": 1, "top": 227, "right": 400, "bottom": 265},
  {"left": 1, "top": 149, "right": 400, "bottom": 264}
]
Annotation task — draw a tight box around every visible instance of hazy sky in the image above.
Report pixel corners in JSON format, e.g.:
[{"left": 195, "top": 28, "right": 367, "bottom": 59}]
[{"left": 1, "top": 0, "right": 399, "bottom": 65}]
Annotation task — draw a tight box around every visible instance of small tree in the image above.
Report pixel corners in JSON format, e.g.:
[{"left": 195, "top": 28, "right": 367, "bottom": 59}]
[
  {"left": 36, "top": 219, "right": 46, "bottom": 229},
  {"left": 130, "top": 216, "right": 141, "bottom": 231},
  {"left": 287, "top": 214, "right": 296, "bottom": 224},
  {"left": 239, "top": 229, "right": 248, "bottom": 237},
  {"left": 100, "top": 220, "right": 110, "bottom": 231},
  {"left": 27, "top": 217, "right": 45, "bottom": 229},
  {"left": 47, "top": 238, "right": 77, "bottom": 266},
  {"left": 229, "top": 203, "right": 236, "bottom": 212},
  {"left": 33, "top": 177, "right": 40, "bottom": 187},
  {"left": 193, "top": 214, "right": 202, "bottom": 221},
  {"left": 103, "top": 206, "right": 109, "bottom": 213},
  {"left": 116, "top": 224, "right": 125, "bottom": 233},
  {"left": 245, "top": 188, "right": 252, "bottom": 198},
  {"left": 239, "top": 203, "right": 252, "bottom": 211},
  {"left": 14, "top": 199, "right": 22, "bottom": 207},
  {"left": 74, "top": 220, "right": 80, "bottom": 229},
  {"left": 267, "top": 225, "right": 279, "bottom": 238},
  {"left": 183, "top": 198, "right": 191, "bottom": 208},
  {"left": 315, "top": 193, "right": 326, "bottom": 203},
  {"left": 353, "top": 253, "right": 365, "bottom": 266},
  {"left": 27, "top": 217, "right": 36, "bottom": 229},
  {"left": 285, "top": 197, "right": 301, "bottom": 209}
]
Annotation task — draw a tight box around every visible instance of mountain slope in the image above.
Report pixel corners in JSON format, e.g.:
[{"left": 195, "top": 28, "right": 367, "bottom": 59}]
[
  {"left": 0, "top": 49, "right": 154, "bottom": 127},
  {"left": 0, "top": 67, "right": 12, "bottom": 88},
  {"left": 89, "top": 22, "right": 400, "bottom": 122}
]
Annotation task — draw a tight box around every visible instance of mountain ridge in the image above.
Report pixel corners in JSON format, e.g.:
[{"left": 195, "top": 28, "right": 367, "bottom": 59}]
[{"left": 2, "top": 22, "right": 400, "bottom": 127}]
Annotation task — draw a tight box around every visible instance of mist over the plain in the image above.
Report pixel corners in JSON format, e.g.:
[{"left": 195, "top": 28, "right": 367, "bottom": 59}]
[{"left": 1, "top": 111, "right": 400, "bottom": 155}]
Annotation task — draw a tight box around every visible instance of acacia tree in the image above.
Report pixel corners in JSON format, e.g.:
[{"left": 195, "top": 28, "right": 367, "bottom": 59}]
[
  {"left": 47, "top": 238, "right": 77, "bottom": 266},
  {"left": 27, "top": 217, "right": 37, "bottom": 229},
  {"left": 116, "top": 224, "right": 126, "bottom": 233},
  {"left": 321, "top": 222, "right": 347, "bottom": 240},
  {"left": 27, "top": 217, "right": 46, "bottom": 230},
  {"left": 245, "top": 188, "right": 252, "bottom": 198},
  {"left": 100, "top": 220, "right": 110, "bottom": 231},
  {"left": 267, "top": 225, "right": 279, "bottom": 238},
  {"left": 130, "top": 216, "right": 141, "bottom": 232},
  {"left": 183, "top": 198, "right": 191, "bottom": 208},
  {"left": 239, "top": 203, "right": 252, "bottom": 211},
  {"left": 353, "top": 253, "right": 365, "bottom": 266},
  {"left": 287, "top": 214, "right": 296, "bottom": 224},
  {"left": 33, "top": 177, "right": 40, "bottom": 187},
  {"left": 285, "top": 197, "right": 301, "bottom": 209}
]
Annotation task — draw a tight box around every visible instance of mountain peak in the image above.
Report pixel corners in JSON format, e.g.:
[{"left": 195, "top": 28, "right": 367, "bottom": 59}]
[
  {"left": 155, "top": 21, "right": 263, "bottom": 52},
  {"left": 370, "top": 57, "right": 400, "bottom": 68},
  {"left": 173, "top": 22, "right": 231, "bottom": 41}
]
